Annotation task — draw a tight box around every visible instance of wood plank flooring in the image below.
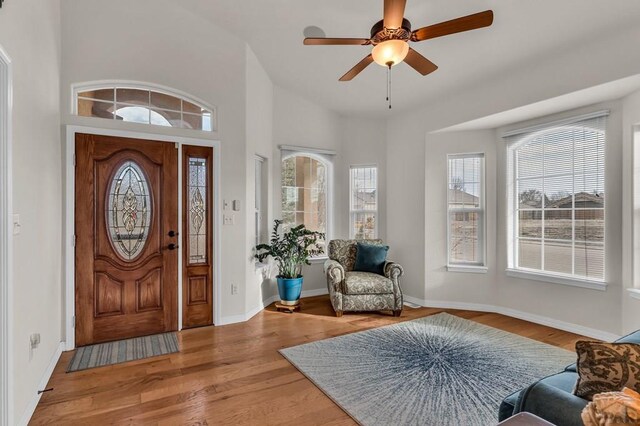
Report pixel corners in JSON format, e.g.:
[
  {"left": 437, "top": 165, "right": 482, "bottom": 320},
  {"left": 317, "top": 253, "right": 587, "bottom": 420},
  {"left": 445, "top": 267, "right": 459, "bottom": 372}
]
[{"left": 30, "top": 296, "right": 586, "bottom": 425}]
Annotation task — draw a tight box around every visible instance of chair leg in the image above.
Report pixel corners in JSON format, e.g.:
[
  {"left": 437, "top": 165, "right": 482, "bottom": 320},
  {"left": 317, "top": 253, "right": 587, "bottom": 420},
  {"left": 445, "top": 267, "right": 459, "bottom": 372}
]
[
  {"left": 335, "top": 310, "right": 343, "bottom": 317},
  {"left": 393, "top": 310, "right": 402, "bottom": 317}
]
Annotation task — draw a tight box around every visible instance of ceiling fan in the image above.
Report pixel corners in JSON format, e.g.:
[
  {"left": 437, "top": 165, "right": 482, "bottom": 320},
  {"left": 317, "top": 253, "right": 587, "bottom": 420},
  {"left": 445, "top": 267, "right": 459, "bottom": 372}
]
[{"left": 304, "top": 0, "right": 494, "bottom": 82}]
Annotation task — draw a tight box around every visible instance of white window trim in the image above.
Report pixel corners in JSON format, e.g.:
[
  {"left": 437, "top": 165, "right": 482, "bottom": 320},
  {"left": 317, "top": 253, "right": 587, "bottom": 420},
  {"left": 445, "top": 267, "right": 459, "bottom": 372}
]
[
  {"left": 71, "top": 80, "right": 218, "bottom": 132},
  {"left": 349, "top": 164, "right": 378, "bottom": 240},
  {"left": 0, "top": 44, "right": 13, "bottom": 426},
  {"left": 506, "top": 268, "right": 607, "bottom": 291},
  {"left": 446, "top": 153, "right": 487, "bottom": 269},
  {"left": 280, "top": 148, "right": 334, "bottom": 258},
  {"left": 504, "top": 111, "right": 608, "bottom": 287},
  {"left": 627, "top": 288, "right": 640, "bottom": 300}
]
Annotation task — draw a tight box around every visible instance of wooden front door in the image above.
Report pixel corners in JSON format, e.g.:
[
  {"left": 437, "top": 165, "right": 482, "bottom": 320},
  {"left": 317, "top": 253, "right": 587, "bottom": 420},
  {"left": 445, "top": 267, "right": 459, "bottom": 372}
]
[
  {"left": 75, "top": 133, "right": 178, "bottom": 346},
  {"left": 182, "top": 145, "right": 214, "bottom": 328}
]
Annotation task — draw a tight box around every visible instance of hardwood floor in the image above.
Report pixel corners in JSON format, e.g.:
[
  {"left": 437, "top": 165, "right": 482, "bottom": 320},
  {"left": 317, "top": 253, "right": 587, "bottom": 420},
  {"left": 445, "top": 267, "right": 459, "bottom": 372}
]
[{"left": 30, "top": 296, "right": 586, "bottom": 425}]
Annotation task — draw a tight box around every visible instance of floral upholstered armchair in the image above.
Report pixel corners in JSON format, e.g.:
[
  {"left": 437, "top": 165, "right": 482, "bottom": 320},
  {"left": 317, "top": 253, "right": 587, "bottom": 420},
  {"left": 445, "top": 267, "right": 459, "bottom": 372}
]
[{"left": 323, "top": 239, "right": 404, "bottom": 317}]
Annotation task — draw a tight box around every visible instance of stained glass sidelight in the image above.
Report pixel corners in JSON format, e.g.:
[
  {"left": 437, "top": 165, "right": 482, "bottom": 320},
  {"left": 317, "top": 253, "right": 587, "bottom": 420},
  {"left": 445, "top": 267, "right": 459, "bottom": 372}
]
[
  {"left": 107, "top": 161, "right": 152, "bottom": 260},
  {"left": 188, "top": 157, "right": 207, "bottom": 264}
]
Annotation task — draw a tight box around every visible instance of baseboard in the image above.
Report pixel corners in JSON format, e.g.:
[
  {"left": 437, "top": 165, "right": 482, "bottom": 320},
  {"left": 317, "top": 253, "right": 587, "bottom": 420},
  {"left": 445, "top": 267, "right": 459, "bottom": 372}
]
[
  {"left": 18, "top": 341, "right": 64, "bottom": 426},
  {"left": 219, "top": 288, "right": 329, "bottom": 326},
  {"left": 403, "top": 296, "right": 620, "bottom": 342}
]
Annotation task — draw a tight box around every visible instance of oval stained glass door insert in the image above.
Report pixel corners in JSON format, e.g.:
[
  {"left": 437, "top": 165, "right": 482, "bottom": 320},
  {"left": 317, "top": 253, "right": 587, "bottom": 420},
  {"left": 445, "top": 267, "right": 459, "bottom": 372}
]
[{"left": 107, "top": 160, "right": 152, "bottom": 260}]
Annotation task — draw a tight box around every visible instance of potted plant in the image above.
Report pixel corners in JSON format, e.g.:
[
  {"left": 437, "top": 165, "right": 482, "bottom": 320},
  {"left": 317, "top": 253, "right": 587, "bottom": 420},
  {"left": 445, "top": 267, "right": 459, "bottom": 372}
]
[{"left": 255, "top": 220, "right": 325, "bottom": 306}]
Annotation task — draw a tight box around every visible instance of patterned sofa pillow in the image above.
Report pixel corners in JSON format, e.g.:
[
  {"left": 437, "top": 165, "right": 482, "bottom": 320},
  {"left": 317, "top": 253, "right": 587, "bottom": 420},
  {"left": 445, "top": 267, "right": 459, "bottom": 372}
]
[{"left": 574, "top": 341, "right": 640, "bottom": 400}]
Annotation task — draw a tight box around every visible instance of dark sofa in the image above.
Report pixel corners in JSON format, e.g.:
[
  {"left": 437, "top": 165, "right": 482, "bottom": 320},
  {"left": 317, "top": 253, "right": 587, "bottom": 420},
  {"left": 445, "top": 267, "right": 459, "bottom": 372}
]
[{"left": 499, "top": 330, "right": 640, "bottom": 426}]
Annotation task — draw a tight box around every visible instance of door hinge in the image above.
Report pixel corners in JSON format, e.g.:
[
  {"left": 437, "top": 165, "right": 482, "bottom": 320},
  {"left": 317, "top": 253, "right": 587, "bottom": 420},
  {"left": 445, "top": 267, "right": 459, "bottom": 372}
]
[
  {"left": 73, "top": 153, "right": 76, "bottom": 167},
  {"left": 175, "top": 142, "right": 179, "bottom": 149},
  {"left": 72, "top": 315, "right": 76, "bottom": 328},
  {"left": 73, "top": 234, "right": 76, "bottom": 247}
]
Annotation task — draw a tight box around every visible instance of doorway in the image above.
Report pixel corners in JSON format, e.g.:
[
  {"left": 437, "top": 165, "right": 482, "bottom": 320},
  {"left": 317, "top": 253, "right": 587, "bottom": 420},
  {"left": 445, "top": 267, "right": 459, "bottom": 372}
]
[
  {"left": 71, "top": 131, "right": 220, "bottom": 347},
  {"left": 75, "top": 133, "right": 179, "bottom": 346}
]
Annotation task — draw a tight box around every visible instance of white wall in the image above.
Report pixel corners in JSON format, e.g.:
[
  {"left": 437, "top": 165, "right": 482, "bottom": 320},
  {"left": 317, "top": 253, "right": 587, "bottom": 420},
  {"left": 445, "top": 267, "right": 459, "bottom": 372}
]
[
  {"left": 422, "top": 130, "right": 498, "bottom": 306},
  {"left": 0, "top": 0, "right": 62, "bottom": 422},
  {"left": 386, "top": 23, "right": 640, "bottom": 337},
  {"left": 496, "top": 101, "right": 623, "bottom": 336},
  {"left": 623, "top": 89, "right": 640, "bottom": 333},
  {"left": 271, "top": 86, "right": 344, "bottom": 295},
  {"left": 245, "top": 46, "right": 275, "bottom": 313},
  {"left": 60, "top": 0, "right": 250, "bottom": 322}
]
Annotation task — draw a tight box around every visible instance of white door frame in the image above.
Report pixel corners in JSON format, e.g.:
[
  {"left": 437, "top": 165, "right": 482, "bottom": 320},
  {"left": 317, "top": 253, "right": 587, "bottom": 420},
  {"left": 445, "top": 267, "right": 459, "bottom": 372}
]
[
  {"left": 65, "top": 125, "right": 222, "bottom": 350},
  {"left": 0, "top": 44, "right": 13, "bottom": 426}
]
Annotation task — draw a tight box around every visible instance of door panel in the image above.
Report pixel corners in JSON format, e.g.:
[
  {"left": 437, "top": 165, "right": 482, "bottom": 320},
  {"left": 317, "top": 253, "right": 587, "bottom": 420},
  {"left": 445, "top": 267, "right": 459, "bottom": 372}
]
[
  {"left": 75, "top": 133, "right": 178, "bottom": 346},
  {"left": 182, "top": 145, "right": 214, "bottom": 328}
]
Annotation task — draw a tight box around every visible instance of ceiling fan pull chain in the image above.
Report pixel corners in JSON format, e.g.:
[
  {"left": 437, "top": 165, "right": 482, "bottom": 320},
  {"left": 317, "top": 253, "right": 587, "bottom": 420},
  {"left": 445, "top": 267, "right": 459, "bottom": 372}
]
[{"left": 387, "top": 63, "right": 392, "bottom": 109}]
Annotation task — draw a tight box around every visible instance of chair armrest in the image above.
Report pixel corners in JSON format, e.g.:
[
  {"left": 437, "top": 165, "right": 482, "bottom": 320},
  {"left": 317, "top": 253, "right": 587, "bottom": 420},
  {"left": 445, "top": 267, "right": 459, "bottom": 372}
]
[
  {"left": 384, "top": 261, "right": 404, "bottom": 280},
  {"left": 518, "top": 381, "right": 588, "bottom": 426},
  {"left": 324, "top": 259, "right": 344, "bottom": 285}
]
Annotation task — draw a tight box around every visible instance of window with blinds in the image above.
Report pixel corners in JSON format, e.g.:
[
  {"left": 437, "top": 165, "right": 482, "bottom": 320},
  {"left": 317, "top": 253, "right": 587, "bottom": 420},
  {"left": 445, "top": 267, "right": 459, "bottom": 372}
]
[
  {"left": 447, "top": 154, "right": 485, "bottom": 266},
  {"left": 506, "top": 112, "right": 606, "bottom": 282},
  {"left": 350, "top": 166, "right": 378, "bottom": 239}
]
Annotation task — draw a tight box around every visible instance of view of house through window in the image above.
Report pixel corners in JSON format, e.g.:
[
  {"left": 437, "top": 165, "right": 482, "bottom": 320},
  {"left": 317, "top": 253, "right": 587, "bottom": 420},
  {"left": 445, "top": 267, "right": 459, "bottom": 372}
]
[
  {"left": 281, "top": 154, "right": 328, "bottom": 250},
  {"left": 75, "top": 86, "right": 215, "bottom": 131},
  {"left": 350, "top": 166, "right": 378, "bottom": 239},
  {"left": 508, "top": 114, "right": 606, "bottom": 281},
  {"left": 447, "top": 154, "right": 485, "bottom": 266}
]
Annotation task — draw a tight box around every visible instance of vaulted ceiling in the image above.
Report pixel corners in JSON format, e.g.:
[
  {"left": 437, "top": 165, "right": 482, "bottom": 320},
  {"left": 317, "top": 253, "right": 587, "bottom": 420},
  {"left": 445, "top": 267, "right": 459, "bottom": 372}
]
[{"left": 176, "top": 0, "right": 640, "bottom": 116}]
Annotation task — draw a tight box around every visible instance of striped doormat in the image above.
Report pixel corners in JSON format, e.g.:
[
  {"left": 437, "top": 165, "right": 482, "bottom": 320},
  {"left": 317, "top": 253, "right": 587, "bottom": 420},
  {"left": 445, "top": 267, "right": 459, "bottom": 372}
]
[{"left": 67, "top": 332, "right": 179, "bottom": 372}]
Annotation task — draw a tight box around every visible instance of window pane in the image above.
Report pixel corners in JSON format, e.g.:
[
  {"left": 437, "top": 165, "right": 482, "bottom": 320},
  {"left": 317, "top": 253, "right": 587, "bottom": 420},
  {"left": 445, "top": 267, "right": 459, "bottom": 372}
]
[
  {"left": 449, "top": 212, "right": 479, "bottom": 263},
  {"left": 281, "top": 155, "right": 327, "bottom": 247},
  {"left": 75, "top": 85, "right": 215, "bottom": 132},
  {"left": 352, "top": 212, "right": 376, "bottom": 240},
  {"left": 544, "top": 241, "right": 572, "bottom": 274},
  {"left": 188, "top": 157, "right": 208, "bottom": 264},
  {"left": 116, "top": 88, "right": 149, "bottom": 106},
  {"left": 518, "top": 211, "right": 542, "bottom": 238},
  {"left": 350, "top": 166, "right": 378, "bottom": 239},
  {"left": 518, "top": 239, "right": 541, "bottom": 270},
  {"left": 510, "top": 115, "right": 606, "bottom": 281},
  {"left": 150, "top": 91, "right": 181, "bottom": 111},
  {"left": 575, "top": 209, "right": 604, "bottom": 242},
  {"left": 107, "top": 161, "right": 152, "bottom": 261},
  {"left": 574, "top": 242, "right": 604, "bottom": 280},
  {"left": 77, "top": 98, "right": 114, "bottom": 119},
  {"left": 78, "top": 88, "right": 114, "bottom": 102},
  {"left": 543, "top": 209, "right": 572, "bottom": 241},
  {"left": 518, "top": 179, "right": 543, "bottom": 208}
]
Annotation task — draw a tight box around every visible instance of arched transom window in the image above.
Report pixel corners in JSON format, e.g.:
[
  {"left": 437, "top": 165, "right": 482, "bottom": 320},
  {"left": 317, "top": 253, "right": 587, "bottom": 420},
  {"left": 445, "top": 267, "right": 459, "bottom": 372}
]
[{"left": 74, "top": 83, "right": 216, "bottom": 132}]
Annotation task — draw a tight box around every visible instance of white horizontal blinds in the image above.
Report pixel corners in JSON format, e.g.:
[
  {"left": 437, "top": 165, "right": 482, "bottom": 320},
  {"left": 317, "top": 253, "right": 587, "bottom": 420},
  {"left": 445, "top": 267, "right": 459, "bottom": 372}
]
[
  {"left": 508, "top": 114, "right": 606, "bottom": 281},
  {"left": 350, "top": 166, "right": 378, "bottom": 239},
  {"left": 447, "top": 154, "right": 484, "bottom": 265}
]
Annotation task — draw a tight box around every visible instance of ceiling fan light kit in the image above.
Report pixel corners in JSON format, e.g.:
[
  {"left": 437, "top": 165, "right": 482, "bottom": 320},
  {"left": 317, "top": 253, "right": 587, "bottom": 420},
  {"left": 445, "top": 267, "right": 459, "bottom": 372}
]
[{"left": 303, "top": 0, "right": 494, "bottom": 108}]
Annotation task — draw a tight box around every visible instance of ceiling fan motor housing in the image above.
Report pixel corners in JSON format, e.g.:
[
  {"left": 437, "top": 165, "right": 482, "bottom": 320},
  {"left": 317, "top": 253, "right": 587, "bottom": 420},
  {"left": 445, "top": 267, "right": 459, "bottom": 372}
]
[{"left": 370, "top": 18, "right": 412, "bottom": 45}]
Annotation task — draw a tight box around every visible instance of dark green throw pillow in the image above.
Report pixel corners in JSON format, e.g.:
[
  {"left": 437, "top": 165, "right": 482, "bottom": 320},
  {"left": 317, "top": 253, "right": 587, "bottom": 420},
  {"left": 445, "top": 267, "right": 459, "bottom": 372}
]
[{"left": 353, "top": 242, "right": 389, "bottom": 275}]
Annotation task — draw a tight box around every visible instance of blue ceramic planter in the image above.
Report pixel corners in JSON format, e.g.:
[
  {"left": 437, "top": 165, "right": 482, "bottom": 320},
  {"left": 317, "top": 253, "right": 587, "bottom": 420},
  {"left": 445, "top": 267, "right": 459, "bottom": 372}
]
[{"left": 277, "top": 276, "right": 303, "bottom": 305}]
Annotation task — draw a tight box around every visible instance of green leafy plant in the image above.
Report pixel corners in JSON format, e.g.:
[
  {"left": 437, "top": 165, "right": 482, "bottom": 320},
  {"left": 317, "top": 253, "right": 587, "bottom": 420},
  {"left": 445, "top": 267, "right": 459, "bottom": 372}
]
[{"left": 254, "top": 220, "right": 325, "bottom": 279}]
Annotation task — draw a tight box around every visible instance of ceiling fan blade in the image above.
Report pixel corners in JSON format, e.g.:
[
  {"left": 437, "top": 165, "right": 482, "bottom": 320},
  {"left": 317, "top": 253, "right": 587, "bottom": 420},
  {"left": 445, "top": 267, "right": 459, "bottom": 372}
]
[
  {"left": 304, "top": 37, "right": 370, "bottom": 46},
  {"left": 339, "top": 54, "right": 374, "bottom": 81},
  {"left": 404, "top": 48, "right": 438, "bottom": 75},
  {"left": 412, "top": 10, "right": 494, "bottom": 42},
  {"left": 383, "top": 0, "right": 407, "bottom": 29}
]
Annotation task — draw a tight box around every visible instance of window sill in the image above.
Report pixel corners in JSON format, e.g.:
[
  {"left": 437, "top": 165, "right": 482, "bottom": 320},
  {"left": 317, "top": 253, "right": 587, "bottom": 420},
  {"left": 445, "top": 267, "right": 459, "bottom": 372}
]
[
  {"left": 447, "top": 265, "right": 488, "bottom": 274},
  {"left": 308, "top": 256, "right": 329, "bottom": 264},
  {"left": 505, "top": 268, "right": 607, "bottom": 291},
  {"left": 627, "top": 288, "right": 640, "bottom": 301}
]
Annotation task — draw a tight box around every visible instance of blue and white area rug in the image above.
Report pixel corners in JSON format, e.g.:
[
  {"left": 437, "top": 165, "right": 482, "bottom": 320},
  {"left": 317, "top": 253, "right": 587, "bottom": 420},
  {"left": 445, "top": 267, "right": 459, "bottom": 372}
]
[{"left": 280, "top": 313, "right": 575, "bottom": 426}]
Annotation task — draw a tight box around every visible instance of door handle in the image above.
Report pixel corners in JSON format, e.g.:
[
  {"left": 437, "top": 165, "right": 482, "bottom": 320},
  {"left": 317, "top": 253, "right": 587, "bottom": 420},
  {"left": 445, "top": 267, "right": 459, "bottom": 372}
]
[
  {"left": 168, "top": 230, "right": 179, "bottom": 237},
  {"left": 167, "top": 243, "right": 179, "bottom": 250}
]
